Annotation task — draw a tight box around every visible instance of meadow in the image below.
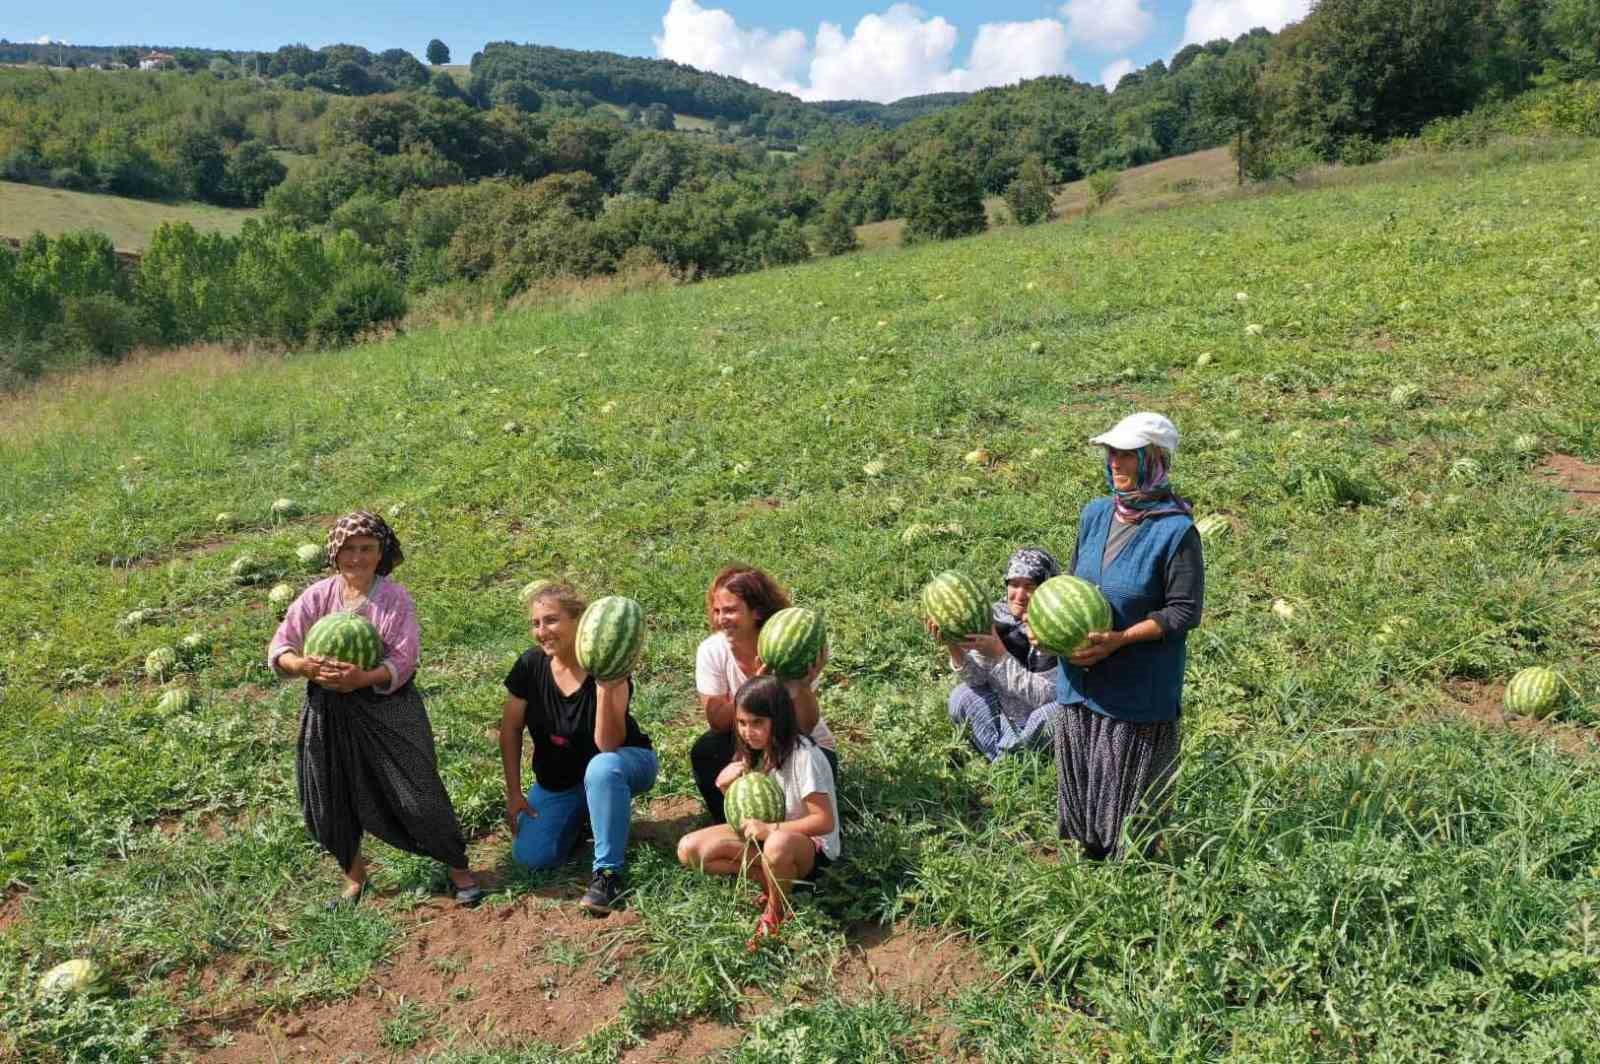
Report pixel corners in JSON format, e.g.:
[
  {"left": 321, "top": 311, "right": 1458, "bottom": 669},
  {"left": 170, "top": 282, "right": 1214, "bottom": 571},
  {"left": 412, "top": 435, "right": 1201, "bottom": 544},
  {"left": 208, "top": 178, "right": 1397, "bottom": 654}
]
[
  {"left": 0, "top": 179, "right": 256, "bottom": 251},
  {"left": 2, "top": 137, "right": 1599, "bottom": 1061}
]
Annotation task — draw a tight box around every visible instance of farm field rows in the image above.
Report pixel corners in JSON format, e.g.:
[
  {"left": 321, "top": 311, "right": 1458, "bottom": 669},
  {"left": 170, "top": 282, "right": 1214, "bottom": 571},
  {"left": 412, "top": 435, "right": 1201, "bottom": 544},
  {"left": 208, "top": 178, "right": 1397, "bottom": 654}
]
[
  {"left": 3, "top": 139, "right": 1600, "bottom": 1061},
  {"left": 0, "top": 179, "right": 258, "bottom": 252}
]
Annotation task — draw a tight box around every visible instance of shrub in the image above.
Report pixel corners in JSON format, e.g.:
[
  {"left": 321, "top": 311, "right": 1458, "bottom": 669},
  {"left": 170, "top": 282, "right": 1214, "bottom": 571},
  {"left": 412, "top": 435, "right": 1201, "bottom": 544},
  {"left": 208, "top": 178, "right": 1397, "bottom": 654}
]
[
  {"left": 1003, "top": 154, "right": 1056, "bottom": 226},
  {"left": 902, "top": 147, "right": 987, "bottom": 244},
  {"left": 811, "top": 192, "right": 859, "bottom": 255},
  {"left": 1086, "top": 169, "right": 1120, "bottom": 209},
  {"left": 61, "top": 294, "right": 145, "bottom": 361},
  {"left": 311, "top": 266, "right": 407, "bottom": 346}
]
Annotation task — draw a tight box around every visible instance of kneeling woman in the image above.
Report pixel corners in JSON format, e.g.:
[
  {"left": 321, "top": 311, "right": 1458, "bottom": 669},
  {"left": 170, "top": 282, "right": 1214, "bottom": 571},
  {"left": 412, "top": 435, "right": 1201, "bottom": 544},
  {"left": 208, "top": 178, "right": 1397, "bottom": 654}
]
[
  {"left": 500, "top": 583, "right": 658, "bottom": 916},
  {"left": 268, "top": 512, "right": 481, "bottom": 908},
  {"left": 677, "top": 676, "right": 841, "bottom": 949}
]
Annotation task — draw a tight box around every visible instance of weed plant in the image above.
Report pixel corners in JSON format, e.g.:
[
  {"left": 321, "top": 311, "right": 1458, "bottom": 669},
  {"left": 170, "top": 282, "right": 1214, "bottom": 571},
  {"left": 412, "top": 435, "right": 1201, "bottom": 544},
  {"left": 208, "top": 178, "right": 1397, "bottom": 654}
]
[{"left": 2, "top": 140, "right": 1599, "bottom": 1061}]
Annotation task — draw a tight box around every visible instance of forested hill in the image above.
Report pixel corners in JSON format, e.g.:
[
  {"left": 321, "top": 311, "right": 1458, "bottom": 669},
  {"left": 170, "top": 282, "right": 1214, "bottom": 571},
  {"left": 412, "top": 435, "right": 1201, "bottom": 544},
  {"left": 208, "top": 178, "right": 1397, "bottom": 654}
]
[{"left": 465, "top": 42, "right": 971, "bottom": 140}]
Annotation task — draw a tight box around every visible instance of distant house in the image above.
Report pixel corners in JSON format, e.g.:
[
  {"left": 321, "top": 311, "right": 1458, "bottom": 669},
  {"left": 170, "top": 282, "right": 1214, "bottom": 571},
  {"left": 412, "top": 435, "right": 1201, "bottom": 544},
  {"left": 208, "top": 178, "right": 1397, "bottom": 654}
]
[{"left": 139, "top": 51, "right": 175, "bottom": 70}]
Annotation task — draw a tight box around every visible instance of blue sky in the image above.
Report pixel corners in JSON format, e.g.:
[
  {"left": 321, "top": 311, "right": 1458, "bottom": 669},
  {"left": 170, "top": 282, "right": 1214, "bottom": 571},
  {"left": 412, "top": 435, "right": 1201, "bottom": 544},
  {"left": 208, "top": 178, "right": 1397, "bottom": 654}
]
[{"left": 3, "top": 0, "right": 1310, "bottom": 101}]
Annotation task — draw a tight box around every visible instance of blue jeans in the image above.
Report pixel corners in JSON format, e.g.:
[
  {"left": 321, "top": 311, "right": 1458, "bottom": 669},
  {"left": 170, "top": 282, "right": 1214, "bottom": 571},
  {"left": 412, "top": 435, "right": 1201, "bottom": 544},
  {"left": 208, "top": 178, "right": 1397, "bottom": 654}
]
[
  {"left": 949, "top": 685, "right": 1060, "bottom": 762},
  {"left": 512, "top": 747, "right": 659, "bottom": 873}
]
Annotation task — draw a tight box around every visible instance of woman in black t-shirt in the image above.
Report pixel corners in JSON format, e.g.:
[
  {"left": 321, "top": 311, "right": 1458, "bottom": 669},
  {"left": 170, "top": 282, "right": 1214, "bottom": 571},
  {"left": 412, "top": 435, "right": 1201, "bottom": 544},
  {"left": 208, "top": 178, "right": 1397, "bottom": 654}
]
[{"left": 500, "top": 583, "right": 657, "bottom": 916}]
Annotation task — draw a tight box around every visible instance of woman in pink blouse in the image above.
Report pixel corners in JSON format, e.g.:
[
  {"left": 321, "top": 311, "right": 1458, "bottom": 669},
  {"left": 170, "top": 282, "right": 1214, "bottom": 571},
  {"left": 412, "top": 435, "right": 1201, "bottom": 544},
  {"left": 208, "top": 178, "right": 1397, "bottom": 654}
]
[{"left": 268, "top": 512, "right": 482, "bottom": 908}]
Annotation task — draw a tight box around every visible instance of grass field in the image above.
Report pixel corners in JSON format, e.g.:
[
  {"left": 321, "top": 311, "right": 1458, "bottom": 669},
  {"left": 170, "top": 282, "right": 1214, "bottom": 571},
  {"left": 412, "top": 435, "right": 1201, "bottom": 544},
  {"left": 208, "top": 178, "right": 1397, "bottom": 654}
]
[
  {"left": 0, "top": 180, "right": 257, "bottom": 251},
  {"left": 3, "top": 138, "right": 1600, "bottom": 1061}
]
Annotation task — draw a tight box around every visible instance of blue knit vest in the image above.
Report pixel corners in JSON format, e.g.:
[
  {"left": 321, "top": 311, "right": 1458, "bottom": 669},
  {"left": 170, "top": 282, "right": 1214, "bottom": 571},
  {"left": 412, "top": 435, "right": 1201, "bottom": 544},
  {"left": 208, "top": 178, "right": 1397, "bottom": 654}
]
[{"left": 1055, "top": 496, "right": 1192, "bottom": 723}]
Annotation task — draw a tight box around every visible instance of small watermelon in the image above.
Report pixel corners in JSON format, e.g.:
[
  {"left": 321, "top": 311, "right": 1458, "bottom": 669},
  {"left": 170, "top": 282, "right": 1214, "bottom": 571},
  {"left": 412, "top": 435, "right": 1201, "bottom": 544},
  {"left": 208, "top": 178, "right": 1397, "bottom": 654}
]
[
  {"left": 214, "top": 512, "right": 237, "bottom": 529},
  {"left": 145, "top": 646, "right": 178, "bottom": 679},
  {"left": 575, "top": 596, "right": 645, "bottom": 681},
  {"left": 268, "top": 583, "right": 296, "bottom": 610},
  {"left": 37, "top": 959, "right": 109, "bottom": 998},
  {"left": 229, "top": 554, "right": 267, "bottom": 586},
  {"left": 270, "top": 498, "right": 300, "bottom": 518},
  {"left": 1504, "top": 666, "right": 1563, "bottom": 719},
  {"left": 921, "top": 571, "right": 988, "bottom": 640},
  {"left": 295, "top": 543, "right": 324, "bottom": 569},
  {"left": 758, "top": 607, "right": 827, "bottom": 680},
  {"left": 179, "top": 632, "right": 208, "bottom": 655},
  {"left": 157, "top": 688, "right": 197, "bottom": 714},
  {"left": 303, "top": 613, "right": 382, "bottom": 670},
  {"left": 726, "top": 770, "right": 786, "bottom": 832},
  {"left": 120, "top": 608, "right": 158, "bottom": 629},
  {"left": 519, "top": 578, "right": 554, "bottom": 606},
  {"left": 1027, "top": 576, "right": 1112, "bottom": 657},
  {"left": 1389, "top": 383, "right": 1422, "bottom": 409},
  {"left": 1195, "top": 514, "right": 1231, "bottom": 541}
]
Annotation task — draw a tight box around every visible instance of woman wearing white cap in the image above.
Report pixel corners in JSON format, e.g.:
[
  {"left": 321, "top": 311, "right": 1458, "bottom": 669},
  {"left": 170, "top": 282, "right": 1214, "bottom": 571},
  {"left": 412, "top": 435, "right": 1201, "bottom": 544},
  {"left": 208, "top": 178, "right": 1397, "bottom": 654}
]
[{"left": 1052, "top": 412, "right": 1203, "bottom": 860}]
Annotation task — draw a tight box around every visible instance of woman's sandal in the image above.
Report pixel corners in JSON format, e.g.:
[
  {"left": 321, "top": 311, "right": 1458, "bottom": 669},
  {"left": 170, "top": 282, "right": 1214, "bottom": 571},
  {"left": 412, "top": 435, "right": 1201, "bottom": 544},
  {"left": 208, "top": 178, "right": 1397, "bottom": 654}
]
[
  {"left": 745, "top": 911, "right": 784, "bottom": 952},
  {"left": 454, "top": 883, "right": 485, "bottom": 908}
]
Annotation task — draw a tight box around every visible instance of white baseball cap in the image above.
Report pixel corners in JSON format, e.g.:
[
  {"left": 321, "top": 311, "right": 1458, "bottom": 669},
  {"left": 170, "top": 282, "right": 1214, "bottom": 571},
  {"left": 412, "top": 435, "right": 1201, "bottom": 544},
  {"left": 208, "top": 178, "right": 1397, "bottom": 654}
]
[{"left": 1089, "top": 412, "right": 1179, "bottom": 455}]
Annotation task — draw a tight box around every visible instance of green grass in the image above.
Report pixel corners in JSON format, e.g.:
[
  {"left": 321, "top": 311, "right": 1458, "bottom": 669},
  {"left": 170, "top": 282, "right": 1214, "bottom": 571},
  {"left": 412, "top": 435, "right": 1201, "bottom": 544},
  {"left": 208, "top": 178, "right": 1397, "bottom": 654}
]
[
  {"left": 3, "top": 137, "right": 1600, "bottom": 1061},
  {"left": 0, "top": 179, "right": 257, "bottom": 251}
]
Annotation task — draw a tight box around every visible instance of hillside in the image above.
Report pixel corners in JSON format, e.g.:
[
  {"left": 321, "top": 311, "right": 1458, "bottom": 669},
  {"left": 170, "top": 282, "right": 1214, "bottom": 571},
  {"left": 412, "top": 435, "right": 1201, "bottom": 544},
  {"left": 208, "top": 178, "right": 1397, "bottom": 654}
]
[
  {"left": 0, "top": 179, "right": 257, "bottom": 250},
  {"left": 3, "top": 140, "right": 1600, "bottom": 1060}
]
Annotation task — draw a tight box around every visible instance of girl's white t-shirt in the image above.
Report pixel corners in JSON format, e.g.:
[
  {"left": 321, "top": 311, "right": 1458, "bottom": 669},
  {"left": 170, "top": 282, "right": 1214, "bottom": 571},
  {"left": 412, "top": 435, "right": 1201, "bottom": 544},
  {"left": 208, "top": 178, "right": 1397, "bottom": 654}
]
[
  {"left": 695, "top": 633, "right": 836, "bottom": 751},
  {"left": 768, "top": 739, "right": 841, "bottom": 860}
]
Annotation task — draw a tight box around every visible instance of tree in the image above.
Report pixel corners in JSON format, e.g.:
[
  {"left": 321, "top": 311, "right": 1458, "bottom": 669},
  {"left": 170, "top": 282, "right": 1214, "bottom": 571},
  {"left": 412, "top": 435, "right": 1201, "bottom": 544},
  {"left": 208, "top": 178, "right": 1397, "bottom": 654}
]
[
  {"left": 642, "top": 102, "right": 675, "bottom": 131},
  {"left": 171, "top": 127, "right": 228, "bottom": 203},
  {"left": 427, "top": 70, "right": 465, "bottom": 101},
  {"left": 115, "top": 47, "right": 139, "bottom": 70},
  {"left": 1003, "top": 154, "right": 1055, "bottom": 225},
  {"left": 1197, "top": 53, "right": 1266, "bottom": 185},
  {"left": 490, "top": 79, "right": 542, "bottom": 112},
  {"left": 902, "top": 145, "right": 987, "bottom": 244},
  {"left": 1546, "top": 0, "right": 1600, "bottom": 78},
  {"left": 223, "top": 141, "right": 288, "bottom": 206},
  {"left": 426, "top": 39, "right": 450, "bottom": 66},
  {"left": 812, "top": 192, "right": 859, "bottom": 255}
]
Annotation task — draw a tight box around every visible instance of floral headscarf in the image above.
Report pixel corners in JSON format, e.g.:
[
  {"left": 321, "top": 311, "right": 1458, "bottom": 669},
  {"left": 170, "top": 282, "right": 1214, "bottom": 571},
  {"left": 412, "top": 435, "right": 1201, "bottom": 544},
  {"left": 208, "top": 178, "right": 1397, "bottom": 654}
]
[
  {"left": 1106, "top": 445, "right": 1193, "bottom": 523},
  {"left": 327, "top": 511, "right": 405, "bottom": 575}
]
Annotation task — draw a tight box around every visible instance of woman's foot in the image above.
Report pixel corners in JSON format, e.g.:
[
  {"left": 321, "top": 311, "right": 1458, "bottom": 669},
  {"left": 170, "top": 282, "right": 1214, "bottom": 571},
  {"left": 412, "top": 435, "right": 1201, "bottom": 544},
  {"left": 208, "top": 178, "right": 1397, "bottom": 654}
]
[
  {"left": 447, "top": 868, "right": 484, "bottom": 908},
  {"left": 745, "top": 910, "right": 784, "bottom": 952},
  {"left": 325, "top": 880, "right": 368, "bottom": 912}
]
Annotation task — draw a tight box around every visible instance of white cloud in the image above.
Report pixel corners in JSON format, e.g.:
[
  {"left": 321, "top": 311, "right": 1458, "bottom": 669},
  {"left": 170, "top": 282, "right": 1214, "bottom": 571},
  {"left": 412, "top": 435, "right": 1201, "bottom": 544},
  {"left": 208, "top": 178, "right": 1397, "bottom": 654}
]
[
  {"left": 32, "top": 35, "right": 70, "bottom": 45},
  {"left": 1060, "top": 0, "right": 1154, "bottom": 51},
  {"left": 1100, "top": 57, "right": 1136, "bottom": 90},
  {"left": 654, "top": 0, "right": 810, "bottom": 94},
  {"left": 1180, "top": 0, "right": 1311, "bottom": 46},
  {"left": 655, "top": 1, "right": 1071, "bottom": 104}
]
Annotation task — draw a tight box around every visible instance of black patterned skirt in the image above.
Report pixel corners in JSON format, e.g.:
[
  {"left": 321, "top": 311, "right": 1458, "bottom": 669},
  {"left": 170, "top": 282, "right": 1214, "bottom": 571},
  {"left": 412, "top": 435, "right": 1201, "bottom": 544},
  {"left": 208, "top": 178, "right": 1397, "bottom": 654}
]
[
  {"left": 296, "top": 682, "right": 469, "bottom": 873},
  {"left": 1054, "top": 702, "right": 1179, "bottom": 860}
]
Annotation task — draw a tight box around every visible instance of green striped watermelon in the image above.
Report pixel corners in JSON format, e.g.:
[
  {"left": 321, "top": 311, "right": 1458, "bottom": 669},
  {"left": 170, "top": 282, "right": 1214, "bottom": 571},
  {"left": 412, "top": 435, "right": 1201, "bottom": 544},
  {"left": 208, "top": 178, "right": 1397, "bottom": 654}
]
[
  {"left": 38, "top": 959, "right": 110, "bottom": 998},
  {"left": 576, "top": 596, "right": 645, "bottom": 681},
  {"left": 1194, "top": 513, "right": 1230, "bottom": 541},
  {"left": 726, "top": 770, "right": 786, "bottom": 832},
  {"left": 303, "top": 613, "right": 382, "bottom": 669},
  {"left": 758, "top": 607, "right": 827, "bottom": 679},
  {"left": 157, "top": 688, "right": 197, "bottom": 714},
  {"left": 145, "top": 647, "right": 178, "bottom": 679},
  {"left": 921, "top": 571, "right": 988, "bottom": 640},
  {"left": 1504, "top": 666, "right": 1563, "bottom": 719},
  {"left": 268, "top": 583, "right": 296, "bottom": 610},
  {"left": 1028, "top": 575, "right": 1112, "bottom": 657}
]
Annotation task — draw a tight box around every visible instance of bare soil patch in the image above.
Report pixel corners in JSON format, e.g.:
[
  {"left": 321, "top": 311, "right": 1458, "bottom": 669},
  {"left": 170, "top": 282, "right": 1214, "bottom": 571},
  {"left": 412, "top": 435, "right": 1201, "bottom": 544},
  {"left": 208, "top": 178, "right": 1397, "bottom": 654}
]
[
  {"left": 188, "top": 898, "right": 642, "bottom": 1061},
  {"left": 836, "top": 921, "right": 990, "bottom": 1008},
  {"left": 619, "top": 1017, "right": 745, "bottom": 1063},
  {"left": 1440, "top": 680, "right": 1598, "bottom": 759},
  {"left": 0, "top": 890, "right": 25, "bottom": 934},
  {"left": 632, "top": 795, "right": 708, "bottom": 852},
  {"left": 1535, "top": 454, "right": 1600, "bottom": 512}
]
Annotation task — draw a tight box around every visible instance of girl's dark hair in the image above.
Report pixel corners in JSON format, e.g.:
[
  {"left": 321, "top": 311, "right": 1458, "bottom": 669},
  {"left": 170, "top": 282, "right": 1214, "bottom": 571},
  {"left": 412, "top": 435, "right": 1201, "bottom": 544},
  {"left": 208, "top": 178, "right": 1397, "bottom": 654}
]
[
  {"left": 706, "top": 565, "right": 790, "bottom": 630},
  {"left": 733, "top": 675, "right": 801, "bottom": 771}
]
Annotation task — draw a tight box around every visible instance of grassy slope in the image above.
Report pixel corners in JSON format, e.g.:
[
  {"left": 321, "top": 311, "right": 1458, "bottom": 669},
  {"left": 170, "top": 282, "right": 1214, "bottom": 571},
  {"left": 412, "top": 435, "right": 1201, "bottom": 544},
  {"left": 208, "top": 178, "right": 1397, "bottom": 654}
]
[
  {"left": 3, "top": 140, "right": 1600, "bottom": 1060},
  {"left": 0, "top": 179, "right": 257, "bottom": 251}
]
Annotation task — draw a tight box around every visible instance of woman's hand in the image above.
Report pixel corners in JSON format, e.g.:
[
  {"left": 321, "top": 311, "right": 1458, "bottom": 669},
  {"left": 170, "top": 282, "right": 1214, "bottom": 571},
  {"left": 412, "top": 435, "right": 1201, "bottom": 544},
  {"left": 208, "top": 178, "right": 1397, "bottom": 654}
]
[
  {"left": 316, "top": 661, "right": 376, "bottom": 693},
  {"left": 1068, "top": 631, "right": 1125, "bottom": 667},
  {"left": 595, "top": 676, "right": 629, "bottom": 695},
  {"left": 505, "top": 793, "right": 534, "bottom": 833},
  {"left": 922, "top": 616, "right": 948, "bottom": 644},
  {"left": 740, "top": 819, "right": 774, "bottom": 844},
  {"left": 959, "top": 626, "right": 1005, "bottom": 660},
  {"left": 801, "top": 642, "right": 829, "bottom": 686},
  {"left": 715, "top": 759, "right": 746, "bottom": 791}
]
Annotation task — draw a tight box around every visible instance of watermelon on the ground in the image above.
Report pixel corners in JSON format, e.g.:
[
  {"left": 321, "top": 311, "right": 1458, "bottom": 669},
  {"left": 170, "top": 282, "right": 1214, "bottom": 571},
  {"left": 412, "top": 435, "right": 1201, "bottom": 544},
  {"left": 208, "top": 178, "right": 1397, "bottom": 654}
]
[
  {"left": 758, "top": 607, "right": 827, "bottom": 679},
  {"left": 1195, "top": 514, "right": 1230, "bottom": 540},
  {"left": 1027, "top": 576, "right": 1112, "bottom": 657},
  {"left": 1504, "top": 666, "right": 1563, "bottom": 719},
  {"left": 303, "top": 613, "right": 382, "bottom": 670},
  {"left": 295, "top": 543, "right": 324, "bottom": 569},
  {"left": 270, "top": 497, "right": 299, "bottom": 518},
  {"left": 37, "top": 958, "right": 109, "bottom": 997},
  {"left": 921, "top": 571, "right": 988, "bottom": 640},
  {"left": 145, "top": 646, "right": 178, "bottom": 679},
  {"left": 157, "top": 688, "right": 197, "bottom": 714},
  {"left": 726, "top": 770, "right": 786, "bottom": 832},
  {"left": 576, "top": 596, "right": 645, "bottom": 681},
  {"left": 230, "top": 554, "right": 268, "bottom": 585},
  {"left": 268, "top": 583, "right": 296, "bottom": 610}
]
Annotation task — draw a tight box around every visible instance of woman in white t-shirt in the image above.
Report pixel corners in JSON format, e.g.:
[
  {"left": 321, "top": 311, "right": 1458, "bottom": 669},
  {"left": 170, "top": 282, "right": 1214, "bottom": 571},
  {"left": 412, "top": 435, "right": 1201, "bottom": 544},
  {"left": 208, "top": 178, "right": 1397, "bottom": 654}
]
[
  {"left": 677, "top": 676, "right": 840, "bottom": 950},
  {"left": 690, "top": 565, "right": 837, "bottom": 822}
]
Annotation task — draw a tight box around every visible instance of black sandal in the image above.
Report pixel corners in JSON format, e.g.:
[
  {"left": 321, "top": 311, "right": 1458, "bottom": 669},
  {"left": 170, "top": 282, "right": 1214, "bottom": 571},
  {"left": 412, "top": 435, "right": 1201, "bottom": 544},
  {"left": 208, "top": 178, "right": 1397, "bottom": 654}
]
[{"left": 454, "top": 884, "right": 485, "bottom": 907}]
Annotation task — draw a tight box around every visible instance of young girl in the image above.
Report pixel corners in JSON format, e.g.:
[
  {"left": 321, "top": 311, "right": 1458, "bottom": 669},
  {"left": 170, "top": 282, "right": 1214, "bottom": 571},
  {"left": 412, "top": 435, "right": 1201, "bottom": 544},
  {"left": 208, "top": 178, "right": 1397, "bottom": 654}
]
[{"left": 676, "top": 675, "right": 841, "bottom": 949}]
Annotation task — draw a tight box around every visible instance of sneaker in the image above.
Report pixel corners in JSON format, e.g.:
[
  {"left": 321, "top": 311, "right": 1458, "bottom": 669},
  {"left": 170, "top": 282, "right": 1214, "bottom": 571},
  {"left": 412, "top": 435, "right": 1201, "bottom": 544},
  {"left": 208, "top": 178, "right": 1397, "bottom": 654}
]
[{"left": 579, "top": 869, "right": 622, "bottom": 916}]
